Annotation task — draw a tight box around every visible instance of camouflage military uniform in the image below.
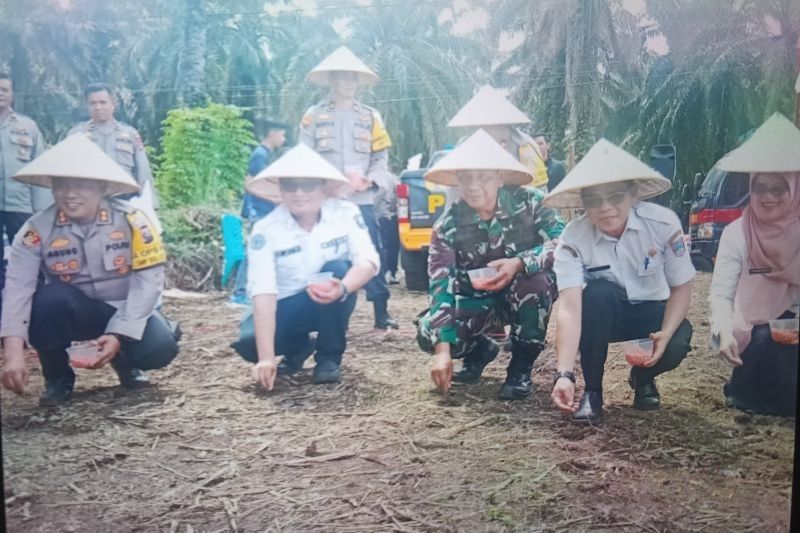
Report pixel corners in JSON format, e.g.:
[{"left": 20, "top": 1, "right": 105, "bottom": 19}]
[{"left": 416, "top": 186, "right": 564, "bottom": 356}]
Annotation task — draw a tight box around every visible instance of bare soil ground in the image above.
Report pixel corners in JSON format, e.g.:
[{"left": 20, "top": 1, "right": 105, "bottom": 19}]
[{"left": 1, "top": 273, "right": 795, "bottom": 532}]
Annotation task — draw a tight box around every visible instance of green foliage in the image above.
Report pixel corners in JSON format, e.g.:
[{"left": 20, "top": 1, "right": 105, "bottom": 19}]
[
  {"left": 157, "top": 102, "right": 255, "bottom": 209},
  {"left": 159, "top": 204, "right": 225, "bottom": 290}
]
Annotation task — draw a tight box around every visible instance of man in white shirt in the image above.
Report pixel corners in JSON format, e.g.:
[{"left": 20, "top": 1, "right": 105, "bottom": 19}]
[
  {"left": 231, "top": 144, "right": 380, "bottom": 389},
  {"left": 545, "top": 139, "right": 695, "bottom": 423}
]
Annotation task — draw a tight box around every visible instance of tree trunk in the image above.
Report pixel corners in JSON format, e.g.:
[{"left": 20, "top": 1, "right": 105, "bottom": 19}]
[{"left": 180, "top": 0, "right": 207, "bottom": 107}]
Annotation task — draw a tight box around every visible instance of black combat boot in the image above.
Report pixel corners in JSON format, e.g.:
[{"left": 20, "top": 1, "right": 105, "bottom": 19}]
[
  {"left": 453, "top": 336, "right": 500, "bottom": 384},
  {"left": 39, "top": 377, "right": 75, "bottom": 407},
  {"left": 373, "top": 299, "right": 399, "bottom": 330},
  {"left": 498, "top": 345, "right": 541, "bottom": 400}
]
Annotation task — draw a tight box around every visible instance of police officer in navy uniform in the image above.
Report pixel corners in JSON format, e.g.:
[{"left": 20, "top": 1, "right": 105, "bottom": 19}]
[
  {"left": 0, "top": 72, "right": 53, "bottom": 319},
  {"left": 299, "top": 46, "right": 397, "bottom": 330},
  {"left": 0, "top": 135, "right": 180, "bottom": 406},
  {"left": 68, "top": 83, "right": 157, "bottom": 210},
  {"left": 232, "top": 144, "right": 380, "bottom": 388},
  {"left": 546, "top": 139, "right": 695, "bottom": 423}
]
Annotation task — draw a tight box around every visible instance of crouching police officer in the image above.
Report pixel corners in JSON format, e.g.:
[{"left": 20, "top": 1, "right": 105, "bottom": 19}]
[
  {"left": 416, "top": 130, "right": 564, "bottom": 399},
  {"left": 231, "top": 144, "right": 380, "bottom": 389},
  {"left": 546, "top": 139, "right": 695, "bottom": 423},
  {"left": 0, "top": 135, "right": 180, "bottom": 407}
]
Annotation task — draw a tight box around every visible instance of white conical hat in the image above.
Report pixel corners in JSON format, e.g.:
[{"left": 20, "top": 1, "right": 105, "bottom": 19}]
[
  {"left": 13, "top": 134, "right": 139, "bottom": 196},
  {"left": 246, "top": 143, "right": 351, "bottom": 201},
  {"left": 306, "top": 46, "right": 379, "bottom": 87},
  {"left": 447, "top": 86, "right": 531, "bottom": 128},
  {"left": 543, "top": 139, "right": 671, "bottom": 208},
  {"left": 424, "top": 129, "right": 533, "bottom": 186},
  {"left": 716, "top": 113, "right": 800, "bottom": 173}
]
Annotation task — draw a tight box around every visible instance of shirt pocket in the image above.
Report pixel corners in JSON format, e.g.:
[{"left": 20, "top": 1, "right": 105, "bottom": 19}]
[
  {"left": 115, "top": 139, "right": 135, "bottom": 168},
  {"left": 585, "top": 264, "right": 614, "bottom": 282},
  {"left": 102, "top": 238, "right": 133, "bottom": 275},
  {"left": 274, "top": 246, "right": 303, "bottom": 271},
  {"left": 315, "top": 128, "right": 334, "bottom": 152},
  {"left": 637, "top": 253, "right": 661, "bottom": 277},
  {"left": 10, "top": 130, "right": 34, "bottom": 162}
]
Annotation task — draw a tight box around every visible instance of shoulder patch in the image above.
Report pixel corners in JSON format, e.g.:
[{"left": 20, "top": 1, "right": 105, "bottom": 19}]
[
  {"left": 302, "top": 114, "right": 313, "bottom": 128},
  {"left": 250, "top": 233, "right": 266, "bottom": 251},
  {"left": 126, "top": 210, "right": 166, "bottom": 270},
  {"left": 370, "top": 110, "right": 392, "bottom": 152},
  {"left": 22, "top": 229, "right": 41, "bottom": 247}
]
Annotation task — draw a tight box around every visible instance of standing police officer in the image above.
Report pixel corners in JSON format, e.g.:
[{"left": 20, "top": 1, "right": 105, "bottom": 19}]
[
  {"left": 448, "top": 86, "right": 549, "bottom": 191},
  {"left": 298, "top": 46, "right": 397, "bottom": 330},
  {"left": 417, "top": 130, "right": 564, "bottom": 400},
  {"left": 546, "top": 139, "right": 695, "bottom": 423},
  {"left": 231, "top": 144, "right": 380, "bottom": 387},
  {"left": 68, "top": 83, "right": 157, "bottom": 210},
  {"left": 0, "top": 72, "right": 52, "bottom": 319},
  {"left": 0, "top": 135, "right": 180, "bottom": 406}
]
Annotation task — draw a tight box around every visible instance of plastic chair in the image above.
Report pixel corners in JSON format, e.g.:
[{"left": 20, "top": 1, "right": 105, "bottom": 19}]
[{"left": 221, "top": 213, "right": 246, "bottom": 287}]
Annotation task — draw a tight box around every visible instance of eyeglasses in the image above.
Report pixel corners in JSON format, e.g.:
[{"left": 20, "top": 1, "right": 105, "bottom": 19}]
[
  {"left": 751, "top": 182, "right": 789, "bottom": 197},
  {"left": 280, "top": 179, "right": 324, "bottom": 193},
  {"left": 456, "top": 174, "right": 500, "bottom": 187},
  {"left": 581, "top": 190, "right": 628, "bottom": 209}
]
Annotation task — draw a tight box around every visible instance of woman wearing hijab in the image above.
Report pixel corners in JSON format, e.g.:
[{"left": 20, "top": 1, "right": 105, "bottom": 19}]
[{"left": 710, "top": 113, "right": 800, "bottom": 416}]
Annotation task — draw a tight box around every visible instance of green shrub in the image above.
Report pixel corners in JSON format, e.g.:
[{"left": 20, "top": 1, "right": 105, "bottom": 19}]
[{"left": 156, "top": 102, "right": 255, "bottom": 209}]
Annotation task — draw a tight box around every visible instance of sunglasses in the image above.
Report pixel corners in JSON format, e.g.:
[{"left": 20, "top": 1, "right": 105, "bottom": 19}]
[
  {"left": 751, "top": 182, "right": 789, "bottom": 197},
  {"left": 456, "top": 174, "right": 500, "bottom": 186},
  {"left": 280, "top": 179, "right": 324, "bottom": 193},
  {"left": 581, "top": 190, "right": 628, "bottom": 209}
]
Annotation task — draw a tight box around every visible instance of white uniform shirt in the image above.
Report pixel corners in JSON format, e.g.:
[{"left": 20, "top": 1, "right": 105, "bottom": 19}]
[
  {"left": 553, "top": 202, "right": 695, "bottom": 302},
  {"left": 247, "top": 198, "right": 381, "bottom": 300}
]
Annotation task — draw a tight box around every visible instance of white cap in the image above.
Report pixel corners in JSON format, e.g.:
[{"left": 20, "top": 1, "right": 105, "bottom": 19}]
[
  {"left": 716, "top": 113, "right": 800, "bottom": 173},
  {"left": 306, "top": 46, "right": 379, "bottom": 87},
  {"left": 424, "top": 129, "right": 533, "bottom": 186},
  {"left": 447, "top": 86, "right": 531, "bottom": 128},
  {"left": 13, "top": 134, "right": 139, "bottom": 196},
  {"left": 246, "top": 143, "right": 350, "bottom": 201},
  {"left": 543, "top": 138, "right": 671, "bottom": 208}
]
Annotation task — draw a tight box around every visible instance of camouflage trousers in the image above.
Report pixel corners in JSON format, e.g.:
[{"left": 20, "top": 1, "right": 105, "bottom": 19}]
[{"left": 416, "top": 270, "right": 557, "bottom": 358}]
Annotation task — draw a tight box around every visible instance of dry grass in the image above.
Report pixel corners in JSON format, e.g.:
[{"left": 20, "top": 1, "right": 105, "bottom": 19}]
[{"left": 1, "top": 273, "right": 794, "bottom": 532}]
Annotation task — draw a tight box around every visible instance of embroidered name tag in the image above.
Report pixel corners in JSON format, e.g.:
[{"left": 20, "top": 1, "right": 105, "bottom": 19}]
[
  {"left": 321, "top": 236, "right": 348, "bottom": 249},
  {"left": 275, "top": 246, "right": 301, "bottom": 258},
  {"left": 587, "top": 265, "right": 610, "bottom": 272},
  {"left": 749, "top": 267, "right": 772, "bottom": 275}
]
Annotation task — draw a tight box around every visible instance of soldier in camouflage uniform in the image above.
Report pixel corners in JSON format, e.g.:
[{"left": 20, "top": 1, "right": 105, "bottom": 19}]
[
  {"left": 416, "top": 130, "right": 565, "bottom": 400},
  {"left": 448, "top": 86, "right": 549, "bottom": 192}
]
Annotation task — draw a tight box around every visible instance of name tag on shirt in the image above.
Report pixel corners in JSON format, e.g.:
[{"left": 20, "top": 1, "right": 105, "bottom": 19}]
[
  {"left": 321, "top": 236, "right": 348, "bottom": 251},
  {"left": 275, "top": 246, "right": 301, "bottom": 258},
  {"left": 749, "top": 267, "right": 772, "bottom": 275}
]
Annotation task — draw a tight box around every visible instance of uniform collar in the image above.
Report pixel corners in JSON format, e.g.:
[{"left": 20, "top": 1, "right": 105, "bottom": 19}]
[
  {"left": 324, "top": 96, "right": 362, "bottom": 113},
  {"left": 592, "top": 203, "right": 643, "bottom": 243},
  {"left": 56, "top": 199, "right": 114, "bottom": 228},
  {"left": 88, "top": 119, "right": 118, "bottom": 132},
  {"left": 0, "top": 109, "right": 16, "bottom": 129}
]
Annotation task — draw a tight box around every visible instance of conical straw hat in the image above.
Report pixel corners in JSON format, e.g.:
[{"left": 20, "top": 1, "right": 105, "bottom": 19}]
[
  {"left": 246, "top": 143, "right": 351, "bottom": 201},
  {"left": 306, "top": 46, "right": 379, "bottom": 87},
  {"left": 424, "top": 129, "right": 533, "bottom": 186},
  {"left": 13, "top": 134, "right": 139, "bottom": 196},
  {"left": 716, "top": 113, "right": 800, "bottom": 173},
  {"left": 543, "top": 139, "right": 671, "bottom": 208},
  {"left": 447, "top": 86, "right": 531, "bottom": 128}
]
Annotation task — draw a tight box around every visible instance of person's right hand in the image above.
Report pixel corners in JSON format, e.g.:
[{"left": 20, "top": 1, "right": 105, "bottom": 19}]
[
  {"left": 2, "top": 358, "right": 29, "bottom": 395},
  {"left": 345, "top": 171, "right": 370, "bottom": 192},
  {"left": 717, "top": 330, "right": 742, "bottom": 367},
  {"left": 551, "top": 377, "right": 577, "bottom": 413},
  {"left": 430, "top": 348, "right": 453, "bottom": 393},
  {"left": 252, "top": 359, "right": 278, "bottom": 391}
]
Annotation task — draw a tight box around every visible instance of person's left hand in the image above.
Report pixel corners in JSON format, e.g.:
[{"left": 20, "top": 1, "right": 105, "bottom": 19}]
[
  {"left": 88, "top": 335, "right": 122, "bottom": 369},
  {"left": 345, "top": 171, "right": 371, "bottom": 192},
  {"left": 484, "top": 258, "right": 524, "bottom": 292},
  {"left": 307, "top": 280, "right": 344, "bottom": 305},
  {"left": 641, "top": 330, "right": 670, "bottom": 368}
]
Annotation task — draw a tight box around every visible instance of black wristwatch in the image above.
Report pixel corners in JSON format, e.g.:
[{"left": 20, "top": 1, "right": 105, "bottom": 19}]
[
  {"left": 553, "top": 370, "right": 576, "bottom": 385},
  {"left": 338, "top": 280, "right": 349, "bottom": 302}
]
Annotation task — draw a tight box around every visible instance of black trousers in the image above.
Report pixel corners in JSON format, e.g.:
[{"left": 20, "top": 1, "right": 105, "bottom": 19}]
[
  {"left": 579, "top": 279, "right": 693, "bottom": 392},
  {"left": 28, "top": 282, "right": 180, "bottom": 384},
  {"left": 1, "top": 211, "right": 32, "bottom": 318},
  {"left": 232, "top": 260, "right": 357, "bottom": 366},
  {"left": 724, "top": 312, "right": 797, "bottom": 417},
  {"left": 358, "top": 205, "right": 390, "bottom": 303},
  {"left": 379, "top": 215, "right": 400, "bottom": 276}
]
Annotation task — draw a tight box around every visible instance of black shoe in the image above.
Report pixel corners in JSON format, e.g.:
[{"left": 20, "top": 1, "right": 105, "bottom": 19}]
[
  {"left": 39, "top": 379, "right": 74, "bottom": 407},
  {"left": 373, "top": 300, "right": 399, "bottom": 330},
  {"left": 113, "top": 366, "right": 153, "bottom": 390},
  {"left": 313, "top": 361, "right": 342, "bottom": 384},
  {"left": 572, "top": 391, "right": 603, "bottom": 423},
  {"left": 498, "top": 372, "right": 532, "bottom": 400},
  {"left": 278, "top": 340, "right": 315, "bottom": 376},
  {"left": 453, "top": 337, "right": 499, "bottom": 384},
  {"left": 629, "top": 373, "right": 661, "bottom": 411},
  {"left": 386, "top": 273, "right": 400, "bottom": 285}
]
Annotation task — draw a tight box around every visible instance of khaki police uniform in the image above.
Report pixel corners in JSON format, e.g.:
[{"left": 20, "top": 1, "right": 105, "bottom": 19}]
[
  {"left": 68, "top": 120, "right": 158, "bottom": 207},
  {"left": 0, "top": 199, "right": 178, "bottom": 387}
]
